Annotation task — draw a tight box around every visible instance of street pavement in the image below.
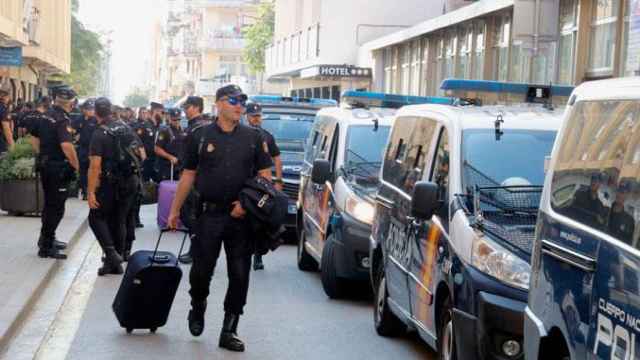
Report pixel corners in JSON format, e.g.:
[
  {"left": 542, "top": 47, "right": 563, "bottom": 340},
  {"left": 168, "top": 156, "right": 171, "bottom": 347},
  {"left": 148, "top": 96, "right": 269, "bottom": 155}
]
[{"left": 27, "top": 205, "right": 435, "bottom": 359}]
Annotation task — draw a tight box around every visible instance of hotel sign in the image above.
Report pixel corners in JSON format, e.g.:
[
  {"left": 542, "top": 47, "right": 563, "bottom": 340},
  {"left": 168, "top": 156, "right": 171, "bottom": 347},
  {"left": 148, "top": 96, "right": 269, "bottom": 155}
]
[{"left": 301, "top": 65, "right": 372, "bottom": 79}]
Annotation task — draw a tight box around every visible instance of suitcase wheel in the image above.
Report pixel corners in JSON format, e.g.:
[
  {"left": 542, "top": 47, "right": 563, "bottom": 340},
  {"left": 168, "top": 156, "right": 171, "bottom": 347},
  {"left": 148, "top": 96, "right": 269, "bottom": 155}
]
[
  {"left": 150, "top": 327, "right": 157, "bottom": 333},
  {"left": 126, "top": 328, "right": 133, "bottom": 334}
]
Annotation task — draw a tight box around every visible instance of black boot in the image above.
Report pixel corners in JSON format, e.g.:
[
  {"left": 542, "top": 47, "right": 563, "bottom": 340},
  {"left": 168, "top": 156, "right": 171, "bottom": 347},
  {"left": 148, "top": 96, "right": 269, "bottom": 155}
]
[
  {"left": 178, "top": 252, "right": 193, "bottom": 265},
  {"left": 253, "top": 254, "right": 264, "bottom": 271},
  {"left": 219, "top": 312, "right": 245, "bottom": 352},
  {"left": 188, "top": 300, "right": 206, "bottom": 336},
  {"left": 38, "top": 247, "right": 67, "bottom": 259},
  {"left": 54, "top": 240, "right": 68, "bottom": 250},
  {"left": 98, "top": 247, "right": 123, "bottom": 276}
]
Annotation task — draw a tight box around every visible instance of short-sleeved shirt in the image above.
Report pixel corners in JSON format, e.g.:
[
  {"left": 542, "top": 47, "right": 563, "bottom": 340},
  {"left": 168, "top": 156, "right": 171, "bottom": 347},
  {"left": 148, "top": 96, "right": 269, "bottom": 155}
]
[
  {"left": 131, "top": 119, "right": 156, "bottom": 156},
  {"left": 258, "top": 127, "right": 280, "bottom": 158},
  {"left": 31, "top": 106, "right": 73, "bottom": 161},
  {"left": 183, "top": 120, "right": 273, "bottom": 204},
  {"left": 72, "top": 115, "right": 98, "bottom": 159},
  {"left": 155, "top": 125, "right": 186, "bottom": 158}
]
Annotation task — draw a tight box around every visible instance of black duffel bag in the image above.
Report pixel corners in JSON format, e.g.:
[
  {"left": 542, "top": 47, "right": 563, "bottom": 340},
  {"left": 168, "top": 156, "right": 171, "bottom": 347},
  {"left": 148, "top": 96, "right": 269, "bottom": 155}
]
[{"left": 239, "top": 176, "right": 288, "bottom": 254}]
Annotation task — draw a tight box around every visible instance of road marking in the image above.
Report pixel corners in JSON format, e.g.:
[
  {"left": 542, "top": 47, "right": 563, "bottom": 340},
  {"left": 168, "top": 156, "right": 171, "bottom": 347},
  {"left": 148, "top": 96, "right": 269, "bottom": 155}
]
[{"left": 34, "top": 242, "right": 101, "bottom": 360}]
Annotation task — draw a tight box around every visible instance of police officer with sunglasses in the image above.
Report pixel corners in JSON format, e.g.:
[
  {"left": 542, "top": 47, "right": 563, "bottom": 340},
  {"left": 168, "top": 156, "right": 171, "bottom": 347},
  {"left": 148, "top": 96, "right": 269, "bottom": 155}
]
[{"left": 168, "top": 85, "right": 273, "bottom": 352}]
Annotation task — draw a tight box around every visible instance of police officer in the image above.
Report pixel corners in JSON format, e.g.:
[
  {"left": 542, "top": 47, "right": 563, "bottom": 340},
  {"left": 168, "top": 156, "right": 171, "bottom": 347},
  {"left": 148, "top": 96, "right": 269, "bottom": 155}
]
[
  {"left": 177, "top": 96, "right": 211, "bottom": 265},
  {"left": 132, "top": 102, "right": 161, "bottom": 182},
  {"left": 29, "top": 88, "right": 80, "bottom": 259},
  {"left": 71, "top": 99, "right": 97, "bottom": 200},
  {"left": 20, "top": 96, "right": 50, "bottom": 137},
  {"left": 88, "top": 98, "right": 145, "bottom": 275},
  {"left": 154, "top": 108, "right": 185, "bottom": 181},
  {"left": 0, "top": 83, "right": 14, "bottom": 153},
  {"left": 245, "top": 102, "right": 283, "bottom": 271},
  {"left": 168, "top": 85, "right": 272, "bottom": 352}
]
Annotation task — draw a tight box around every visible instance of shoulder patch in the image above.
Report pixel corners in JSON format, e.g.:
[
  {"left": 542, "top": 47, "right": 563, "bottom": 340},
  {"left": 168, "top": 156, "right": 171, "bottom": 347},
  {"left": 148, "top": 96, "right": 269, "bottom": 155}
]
[
  {"left": 207, "top": 143, "right": 215, "bottom": 153},
  {"left": 262, "top": 141, "right": 269, "bottom": 153}
]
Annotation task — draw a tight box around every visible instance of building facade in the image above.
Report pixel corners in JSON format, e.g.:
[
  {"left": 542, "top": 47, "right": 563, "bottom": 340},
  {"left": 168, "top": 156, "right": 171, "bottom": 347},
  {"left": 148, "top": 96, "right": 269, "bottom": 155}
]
[
  {"left": 0, "top": 0, "right": 71, "bottom": 102},
  {"left": 358, "top": 0, "right": 639, "bottom": 97},
  {"left": 264, "top": 0, "right": 447, "bottom": 100}
]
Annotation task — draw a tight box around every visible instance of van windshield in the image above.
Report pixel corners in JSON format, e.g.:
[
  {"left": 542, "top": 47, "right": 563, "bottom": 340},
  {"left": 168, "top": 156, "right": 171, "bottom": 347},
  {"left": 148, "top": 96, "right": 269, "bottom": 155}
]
[
  {"left": 461, "top": 129, "right": 557, "bottom": 191},
  {"left": 261, "top": 114, "right": 315, "bottom": 152},
  {"left": 344, "top": 125, "right": 391, "bottom": 186}
]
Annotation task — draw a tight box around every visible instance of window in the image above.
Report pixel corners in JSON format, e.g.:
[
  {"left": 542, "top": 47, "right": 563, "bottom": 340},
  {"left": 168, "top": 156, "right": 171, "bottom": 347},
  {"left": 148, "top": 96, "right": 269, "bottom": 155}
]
[
  {"left": 493, "top": 15, "right": 511, "bottom": 81},
  {"left": 431, "top": 128, "right": 450, "bottom": 222},
  {"left": 313, "top": 87, "right": 321, "bottom": 98},
  {"left": 421, "top": 37, "right": 430, "bottom": 96},
  {"left": 457, "top": 25, "right": 473, "bottom": 79},
  {"left": 305, "top": 130, "right": 321, "bottom": 163},
  {"left": 321, "top": 86, "right": 330, "bottom": 99},
  {"left": 331, "top": 85, "right": 341, "bottom": 102},
  {"left": 411, "top": 39, "right": 422, "bottom": 96},
  {"left": 557, "top": 0, "right": 578, "bottom": 84},
  {"left": 551, "top": 100, "right": 640, "bottom": 247},
  {"left": 474, "top": 20, "right": 486, "bottom": 79},
  {"left": 392, "top": 46, "right": 400, "bottom": 94},
  {"left": 384, "top": 47, "right": 394, "bottom": 93},
  {"left": 444, "top": 31, "right": 457, "bottom": 81},
  {"left": 396, "top": 139, "right": 407, "bottom": 161},
  {"left": 510, "top": 41, "right": 530, "bottom": 83},
  {"left": 621, "top": 0, "right": 640, "bottom": 76},
  {"left": 588, "top": 0, "right": 621, "bottom": 75},
  {"left": 400, "top": 43, "right": 412, "bottom": 95}
]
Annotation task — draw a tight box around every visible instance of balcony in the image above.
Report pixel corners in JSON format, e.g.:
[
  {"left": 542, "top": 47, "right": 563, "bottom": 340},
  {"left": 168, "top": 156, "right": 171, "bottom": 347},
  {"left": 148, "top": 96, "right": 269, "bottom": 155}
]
[
  {"left": 264, "top": 23, "right": 320, "bottom": 78},
  {"left": 199, "top": 35, "right": 245, "bottom": 51}
]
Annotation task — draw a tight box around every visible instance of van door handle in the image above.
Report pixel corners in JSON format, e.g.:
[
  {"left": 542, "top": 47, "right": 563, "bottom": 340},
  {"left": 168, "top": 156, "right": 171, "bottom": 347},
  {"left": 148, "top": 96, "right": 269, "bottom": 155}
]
[
  {"left": 376, "top": 195, "right": 395, "bottom": 209},
  {"left": 540, "top": 240, "right": 597, "bottom": 272}
]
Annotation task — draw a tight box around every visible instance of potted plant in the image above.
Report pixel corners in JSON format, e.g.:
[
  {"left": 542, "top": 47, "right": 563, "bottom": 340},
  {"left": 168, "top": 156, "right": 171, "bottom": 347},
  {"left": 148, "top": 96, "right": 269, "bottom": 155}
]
[{"left": 0, "top": 137, "right": 44, "bottom": 216}]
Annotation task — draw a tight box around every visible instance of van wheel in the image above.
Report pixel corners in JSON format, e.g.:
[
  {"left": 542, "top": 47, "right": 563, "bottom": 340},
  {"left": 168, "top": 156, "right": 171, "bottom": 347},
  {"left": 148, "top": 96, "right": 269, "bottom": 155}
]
[
  {"left": 374, "top": 262, "right": 404, "bottom": 337},
  {"left": 297, "top": 230, "right": 317, "bottom": 271},
  {"left": 321, "top": 235, "right": 346, "bottom": 299},
  {"left": 437, "top": 297, "right": 456, "bottom": 360}
]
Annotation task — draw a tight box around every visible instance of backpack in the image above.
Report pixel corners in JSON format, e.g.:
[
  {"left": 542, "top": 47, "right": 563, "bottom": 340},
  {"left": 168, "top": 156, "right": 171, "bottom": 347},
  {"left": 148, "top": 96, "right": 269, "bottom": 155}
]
[{"left": 102, "top": 121, "right": 141, "bottom": 180}]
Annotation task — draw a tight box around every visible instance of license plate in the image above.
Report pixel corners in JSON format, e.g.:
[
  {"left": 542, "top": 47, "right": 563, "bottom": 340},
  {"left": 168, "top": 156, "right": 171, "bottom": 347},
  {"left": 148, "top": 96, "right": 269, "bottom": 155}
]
[{"left": 288, "top": 204, "right": 297, "bottom": 214}]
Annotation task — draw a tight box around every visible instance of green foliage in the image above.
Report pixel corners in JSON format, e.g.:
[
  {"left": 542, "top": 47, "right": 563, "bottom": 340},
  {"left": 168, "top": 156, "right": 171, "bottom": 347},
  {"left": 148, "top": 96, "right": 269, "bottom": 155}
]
[
  {"left": 53, "top": 1, "right": 104, "bottom": 97},
  {"left": 123, "top": 87, "right": 150, "bottom": 108},
  {"left": 0, "top": 138, "right": 37, "bottom": 181},
  {"left": 242, "top": 1, "right": 275, "bottom": 74}
]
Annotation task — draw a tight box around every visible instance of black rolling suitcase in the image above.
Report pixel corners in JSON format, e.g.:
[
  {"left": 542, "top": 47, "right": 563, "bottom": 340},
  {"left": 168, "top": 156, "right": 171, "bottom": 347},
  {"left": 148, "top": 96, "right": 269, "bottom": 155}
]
[{"left": 112, "top": 229, "right": 188, "bottom": 334}]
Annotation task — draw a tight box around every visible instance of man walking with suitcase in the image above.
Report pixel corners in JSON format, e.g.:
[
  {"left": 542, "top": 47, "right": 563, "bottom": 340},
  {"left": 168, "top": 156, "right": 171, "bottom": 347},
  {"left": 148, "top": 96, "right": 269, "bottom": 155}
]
[{"left": 168, "top": 85, "right": 273, "bottom": 352}]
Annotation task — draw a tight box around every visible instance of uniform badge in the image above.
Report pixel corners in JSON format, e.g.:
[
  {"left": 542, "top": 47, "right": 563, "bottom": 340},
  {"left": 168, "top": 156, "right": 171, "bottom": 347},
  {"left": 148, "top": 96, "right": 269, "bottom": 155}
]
[
  {"left": 158, "top": 134, "right": 164, "bottom": 141},
  {"left": 262, "top": 141, "right": 269, "bottom": 153},
  {"left": 137, "top": 129, "right": 143, "bottom": 135},
  {"left": 207, "top": 143, "right": 215, "bottom": 152}
]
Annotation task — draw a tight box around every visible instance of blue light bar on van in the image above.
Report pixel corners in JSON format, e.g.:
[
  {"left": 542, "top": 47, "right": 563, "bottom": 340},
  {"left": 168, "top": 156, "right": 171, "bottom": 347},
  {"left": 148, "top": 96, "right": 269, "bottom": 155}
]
[
  {"left": 342, "top": 90, "right": 454, "bottom": 109},
  {"left": 249, "top": 95, "right": 337, "bottom": 107},
  {"left": 440, "top": 79, "right": 575, "bottom": 106}
]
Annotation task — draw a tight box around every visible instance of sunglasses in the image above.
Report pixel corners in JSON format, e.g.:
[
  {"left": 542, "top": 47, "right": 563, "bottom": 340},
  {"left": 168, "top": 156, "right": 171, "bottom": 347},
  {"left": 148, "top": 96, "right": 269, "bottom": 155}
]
[{"left": 224, "top": 96, "right": 247, "bottom": 107}]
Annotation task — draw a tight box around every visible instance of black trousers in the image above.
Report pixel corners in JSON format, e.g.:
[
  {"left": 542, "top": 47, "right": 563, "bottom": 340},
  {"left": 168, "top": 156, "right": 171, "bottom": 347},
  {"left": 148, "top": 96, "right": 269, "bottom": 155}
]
[
  {"left": 39, "top": 164, "right": 70, "bottom": 249},
  {"left": 142, "top": 157, "right": 157, "bottom": 182},
  {"left": 79, "top": 159, "right": 89, "bottom": 196},
  {"left": 189, "top": 211, "right": 253, "bottom": 315},
  {"left": 88, "top": 176, "right": 138, "bottom": 254}
]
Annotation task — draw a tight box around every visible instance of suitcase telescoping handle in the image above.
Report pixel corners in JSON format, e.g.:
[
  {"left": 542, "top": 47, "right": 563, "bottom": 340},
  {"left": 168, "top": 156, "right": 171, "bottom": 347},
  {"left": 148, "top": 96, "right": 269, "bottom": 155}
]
[{"left": 151, "top": 228, "right": 189, "bottom": 266}]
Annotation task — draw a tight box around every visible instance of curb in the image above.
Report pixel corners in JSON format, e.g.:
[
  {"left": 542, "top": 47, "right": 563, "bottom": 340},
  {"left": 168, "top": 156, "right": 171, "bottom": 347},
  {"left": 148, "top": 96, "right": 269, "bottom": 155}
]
[{"left": 0, "top": 217, "right": 89, "bottom": 354}]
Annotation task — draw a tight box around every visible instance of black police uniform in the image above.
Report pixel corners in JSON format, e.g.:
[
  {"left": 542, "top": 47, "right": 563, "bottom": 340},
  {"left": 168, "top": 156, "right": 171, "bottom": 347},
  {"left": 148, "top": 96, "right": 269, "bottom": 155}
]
[
  {"left": 88, "top": 117, "right": 142, "bottom": 271},
  {"left": 155, "top": 123, "right": 185, "bottom": 181},
  {"left": 0, "top": 102, "right": 11, "bottom": 153},
  {"left": 182, "top": 119, "right": 272, "bottom": 316},
  {"left": 131, "top": 119, "right": 157, "bottom": 182},
  {"left": 30, "top": 105, "right": 76, "bottom": 256},
  {"left": 72, "top": 114, "right": 98, "bottom": 197}
]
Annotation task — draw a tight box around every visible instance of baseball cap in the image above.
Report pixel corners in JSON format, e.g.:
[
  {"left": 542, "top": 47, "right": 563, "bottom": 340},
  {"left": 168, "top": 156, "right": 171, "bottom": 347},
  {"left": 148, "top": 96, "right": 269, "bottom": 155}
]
[
  {"left": 245, "top": 102, "right": 262, "bottom": 116},
  {"left": 150, "top": 102, "right": 164, "bottom": 110},
  {"left": 181, "top": 96, "right": 204, "bottom": 110},
  {"left": 81, "top": 98, "right": 95, "bottom": 110},
  {"left": 167, "top": 108, "right": 182, "bottom": 118},
  {"left": 94, "top": 97, "right": 112, "bottom": 117},
  {"left": 215, "top": 84, "right": 247, "bottom": 102}
]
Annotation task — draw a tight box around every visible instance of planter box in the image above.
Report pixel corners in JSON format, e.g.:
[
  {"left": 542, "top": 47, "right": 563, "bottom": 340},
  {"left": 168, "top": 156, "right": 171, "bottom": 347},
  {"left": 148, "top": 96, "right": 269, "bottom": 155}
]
[{"left": 0, "top": 179, "right": 44, "bottom": 216}]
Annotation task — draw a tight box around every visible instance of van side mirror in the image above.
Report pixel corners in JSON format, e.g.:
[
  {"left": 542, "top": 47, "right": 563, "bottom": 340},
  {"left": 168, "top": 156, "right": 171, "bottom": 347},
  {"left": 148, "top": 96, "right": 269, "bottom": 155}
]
[
  {"left": 411, "top": 181, "right": 439, "bottom": 220},
  {"left": 311, "top": 159, "right": 332, "bottom": 184}
]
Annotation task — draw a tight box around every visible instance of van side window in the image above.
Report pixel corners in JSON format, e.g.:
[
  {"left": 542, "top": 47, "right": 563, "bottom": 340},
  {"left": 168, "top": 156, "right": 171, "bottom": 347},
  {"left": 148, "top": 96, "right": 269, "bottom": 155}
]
[
  {"left": 551, "top": 100, "right": 640, "bottom": 247},
  {"left": 329, "top": 125, "right": 340, "bottom": 171},
  {"left": 383, "top": 116, "right": 437, "bottom": 194},
  {"left": 431, "top": 127, "right": 450, "bottom": 222},
  {"left": 305, "top": 130, "right": 320, "bottom": 163}
]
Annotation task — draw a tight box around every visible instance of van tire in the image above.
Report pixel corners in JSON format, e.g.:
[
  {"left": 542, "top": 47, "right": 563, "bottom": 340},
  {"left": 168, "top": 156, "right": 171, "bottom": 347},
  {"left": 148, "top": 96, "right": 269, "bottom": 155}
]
[
  {"left": 297, "top": 230, "right": 317, "bottom": 271},
  {"left": 374, "top": 261, "right": 404, "bottom": 337},
  {"left": 437, "top": 297, "right": 457, "bottom": 360},
  {"left": 321, "top": 235, "right": 346, "bottom": 298}
]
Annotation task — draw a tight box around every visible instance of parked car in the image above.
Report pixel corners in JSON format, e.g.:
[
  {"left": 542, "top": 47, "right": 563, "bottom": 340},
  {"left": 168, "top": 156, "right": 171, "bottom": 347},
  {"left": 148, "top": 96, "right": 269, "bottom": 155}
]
[
  {"left": 248, "top": 95, "right": 337, "bottom": 232},
  {"left": 370, "top": 79, "right": 573, "bottom": 360},
  {"left": 525, "top": 77, "right": 640, "bottom": 360},
  {"left": 297, "top": 91, "right": 453, "bottom": 299}
]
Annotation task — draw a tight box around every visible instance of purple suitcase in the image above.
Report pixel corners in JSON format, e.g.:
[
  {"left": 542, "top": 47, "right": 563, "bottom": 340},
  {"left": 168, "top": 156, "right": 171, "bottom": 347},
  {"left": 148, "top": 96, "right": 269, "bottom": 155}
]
[{"left": 156, "top": 166, "right": 186, "bottom": 230}]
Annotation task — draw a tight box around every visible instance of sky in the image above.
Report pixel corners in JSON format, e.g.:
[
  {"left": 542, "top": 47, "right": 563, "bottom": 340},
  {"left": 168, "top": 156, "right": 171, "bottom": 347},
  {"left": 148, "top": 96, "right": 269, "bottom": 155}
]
[{"left": 77, "top": 0, "right": 164, "bottom": 103}]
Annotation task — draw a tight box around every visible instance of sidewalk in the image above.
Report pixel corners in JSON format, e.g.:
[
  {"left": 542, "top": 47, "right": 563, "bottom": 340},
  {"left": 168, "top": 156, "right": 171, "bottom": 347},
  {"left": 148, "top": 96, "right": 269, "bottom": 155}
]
[{"left": 0, "top": 199, "right": 88, "bottom": 351}]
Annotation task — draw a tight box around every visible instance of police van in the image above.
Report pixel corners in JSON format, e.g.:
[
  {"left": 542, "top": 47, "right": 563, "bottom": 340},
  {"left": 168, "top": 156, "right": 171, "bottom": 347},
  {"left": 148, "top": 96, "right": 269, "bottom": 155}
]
[
  {"left": 248, "top": 95, "right": 337, "bottom": 232},
  {"left": 297, "top": 91, "right": 453, "bottom": 299},
  {"left": 370, "top": 79, "right": 573, "bottom": 359},
  {"left": 524, "top": 78, "right": 640, "bottom": 360}
]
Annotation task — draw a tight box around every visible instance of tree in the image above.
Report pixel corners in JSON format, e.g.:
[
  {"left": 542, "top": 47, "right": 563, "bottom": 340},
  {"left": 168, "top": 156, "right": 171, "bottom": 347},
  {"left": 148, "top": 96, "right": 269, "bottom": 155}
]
[
  {"left": 123, "top": 87, "right": 150, "bottom": 108},
  {"left": 242, "top": 1, "right": 274, "bottom": 74},
  {"left": 52, "top": 0, "right": 104, "bottom": 97}
]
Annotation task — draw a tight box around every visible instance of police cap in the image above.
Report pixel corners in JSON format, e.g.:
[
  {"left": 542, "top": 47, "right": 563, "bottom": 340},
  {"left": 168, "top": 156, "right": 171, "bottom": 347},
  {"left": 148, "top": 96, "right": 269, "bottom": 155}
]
[
  {"left": 94, "top": 97, "right": 112, "bottom": 117},
  {"left": 181, "top": 96, "right": 204, "bottom": 111},
  {"left": 150, "top": 102, "right": 164, "bottom": 110},
  {"left": 54, "top": 87, "right": 77, "bottom": 101},
  {"left": 167, "top": 108, "right": 181, "bottom": 119},
  {"left": 215, "top": 84, "right": 247, "bottom": 102},
  {"left": 81, "top": 98, "right": 95, "bottom": 110},
  {"left": 245, "top": 102, "right": 262, "bottom": 116}
]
